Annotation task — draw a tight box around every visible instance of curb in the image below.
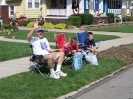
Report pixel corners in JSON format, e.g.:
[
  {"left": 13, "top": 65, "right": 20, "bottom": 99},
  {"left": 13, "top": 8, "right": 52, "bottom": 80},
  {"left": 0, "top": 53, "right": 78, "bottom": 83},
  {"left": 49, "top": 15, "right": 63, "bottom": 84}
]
[{"left": 56, "top": 63, "right": 133, "bottom": 99}]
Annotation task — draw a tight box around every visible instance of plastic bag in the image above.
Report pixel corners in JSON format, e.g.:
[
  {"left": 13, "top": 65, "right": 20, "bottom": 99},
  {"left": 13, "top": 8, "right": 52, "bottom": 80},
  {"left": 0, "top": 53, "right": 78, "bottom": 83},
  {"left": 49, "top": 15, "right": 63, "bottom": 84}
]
[
  {"left": 73, "top": 51, "right": 84, "bottom": 70},
  {"left": 85, "top": 51, "right": 99, "bottom": 66}
]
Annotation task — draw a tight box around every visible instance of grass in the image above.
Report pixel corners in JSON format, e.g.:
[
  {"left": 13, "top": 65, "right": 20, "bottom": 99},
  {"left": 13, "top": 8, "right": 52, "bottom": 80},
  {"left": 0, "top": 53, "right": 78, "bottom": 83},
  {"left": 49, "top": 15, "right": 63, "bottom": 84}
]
[
  {"left": 0, "top": 41, "right": 55, "bottom": 62},
  {"left": 0, "top": 57, "right": 127, "bottom": 99},
  {"left": 90, "top": 25, "right": 133, "bottom": 33},
  {"left": 0, "top": 41, "right": 29, "bottom": 62},
  {"left": 0, "top": 30, "right": 120, "bottom": 42},
  {"left": 125, "top": 43, "right": 133, "bottom": 46},
  {"left": 0, "top": 41, "right": 131, "bottom": 99}
]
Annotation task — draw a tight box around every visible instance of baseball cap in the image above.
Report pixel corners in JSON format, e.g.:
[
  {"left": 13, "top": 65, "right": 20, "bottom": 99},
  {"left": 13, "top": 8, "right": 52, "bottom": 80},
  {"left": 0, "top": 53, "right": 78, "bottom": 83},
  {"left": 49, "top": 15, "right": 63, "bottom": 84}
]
[{"left": 36, "top": 27, "right": 45, "bottom": 32}]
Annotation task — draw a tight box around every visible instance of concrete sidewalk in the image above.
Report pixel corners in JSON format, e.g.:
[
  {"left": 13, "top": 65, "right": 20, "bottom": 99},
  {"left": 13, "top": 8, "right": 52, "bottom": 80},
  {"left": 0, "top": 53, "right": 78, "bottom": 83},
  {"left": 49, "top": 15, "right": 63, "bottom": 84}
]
[{"left": 18, "top": 26, "right": 132, "bottom": 37}]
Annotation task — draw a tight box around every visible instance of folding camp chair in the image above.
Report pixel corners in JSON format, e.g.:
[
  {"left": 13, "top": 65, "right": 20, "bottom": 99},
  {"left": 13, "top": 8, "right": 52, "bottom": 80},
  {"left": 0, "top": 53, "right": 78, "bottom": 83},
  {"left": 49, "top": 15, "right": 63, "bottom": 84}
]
[
  {"left": 29, "top": 45, "right": 47, "bottom": 77},
  {"left": 77, "top": 31, "right": 102, "bottom": 50},
  {"left": 54, "top": 33, "right": 73, "bottom": 66},
  {"left": 77, "top": 31, "right": 88, "bottom": 50},
  {"left": 77, "top": 31, "right": 102, "bottom": 64},
  {"left": 29, "top": 44, "right": 58, "bottom": 77}
]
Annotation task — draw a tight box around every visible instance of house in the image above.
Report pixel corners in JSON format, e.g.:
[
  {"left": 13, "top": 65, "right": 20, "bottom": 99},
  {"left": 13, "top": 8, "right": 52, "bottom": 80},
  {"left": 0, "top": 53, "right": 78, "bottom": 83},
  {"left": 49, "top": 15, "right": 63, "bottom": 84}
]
[
  {"left": 2, "top": 0, "right": 84, "bottom": 19},
  {"left": 0, "top": 0, "right": 133, "bottom": 24},
  {"left": 89, "top": 0, "right": 133, "bottom": 16}
]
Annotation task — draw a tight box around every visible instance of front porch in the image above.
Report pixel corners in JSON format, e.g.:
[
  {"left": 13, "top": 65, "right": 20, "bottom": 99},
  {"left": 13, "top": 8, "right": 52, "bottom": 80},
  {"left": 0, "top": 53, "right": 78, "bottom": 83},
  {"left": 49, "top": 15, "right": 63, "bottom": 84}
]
[
  {"left": 47, "top": 9, "right": 66, "bottom": 16},
  {"left": 45, "top": 0, "right": 84, "bottom": 17},
  {"left": 89, "top": 0, "right": 133, "bottom": 16}
]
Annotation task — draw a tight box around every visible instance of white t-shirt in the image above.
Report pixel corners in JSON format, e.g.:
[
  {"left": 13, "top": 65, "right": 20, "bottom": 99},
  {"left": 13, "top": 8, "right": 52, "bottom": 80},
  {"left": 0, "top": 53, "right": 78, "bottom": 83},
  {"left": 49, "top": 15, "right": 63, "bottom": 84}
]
[{"left": 29, "top": 36, "right": 50, "bottom": 55}]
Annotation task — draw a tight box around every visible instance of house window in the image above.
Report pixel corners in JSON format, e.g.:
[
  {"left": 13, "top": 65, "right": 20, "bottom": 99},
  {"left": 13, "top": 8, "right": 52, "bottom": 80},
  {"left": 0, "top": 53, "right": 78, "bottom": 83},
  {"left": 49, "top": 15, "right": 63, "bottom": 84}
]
[
  {"left": 28, "top": 0, "right": 32, "bottom": 8},
  {"left": 10, "top": 6, "right": 14, "bottom": 15},
  {"left": 27, "top": 0, "right": 40, "bottom": 9},
  {"left": 35, "top": 0, "right": 39, "bottom": 8},
  {"left": 9, "top": 4, "right": 15, "bottom": 17}
]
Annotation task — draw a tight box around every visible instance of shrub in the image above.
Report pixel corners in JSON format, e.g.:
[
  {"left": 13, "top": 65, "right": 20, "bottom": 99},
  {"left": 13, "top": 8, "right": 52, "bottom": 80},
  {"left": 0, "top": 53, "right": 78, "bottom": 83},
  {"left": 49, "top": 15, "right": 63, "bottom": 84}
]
[
  {"left": 106, "top": 13, "right": 114, "bottom": 23},
  {"left": 19, "top": 20, "right": 31, "bottom": 26},
  {"left": 2, "top": 24, "right": 12, "bottom": 29},
  {"left": 71, "top": 13, "right": 93, "bottom": 25},
  {"left": 27, "top": 22, "right": 34, "bottom": 27},
  {"left": 11, "top": 26, "right": 18, "bottom": 32},
  {"left": 82, "top": 13, "right": 93, "bottom": 25},
  {"left": 122, "top": 16, "right": 133, "bottom": 22},
  {"left": 55, "top": 23, "right": 67, "bottom": 29},
  {"left": 68, "top": 16, "right": 82, "bottom": 27},
  {"left": 43, "top": 22, "right": 54, "bottom": 28}
]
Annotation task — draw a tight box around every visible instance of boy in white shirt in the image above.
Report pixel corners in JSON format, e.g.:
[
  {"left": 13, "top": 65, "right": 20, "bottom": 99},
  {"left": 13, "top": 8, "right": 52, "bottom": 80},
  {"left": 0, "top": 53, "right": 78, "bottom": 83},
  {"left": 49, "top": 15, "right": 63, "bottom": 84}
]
[{"left": 27, "top": 19, "right": 67, "bottom": 79}]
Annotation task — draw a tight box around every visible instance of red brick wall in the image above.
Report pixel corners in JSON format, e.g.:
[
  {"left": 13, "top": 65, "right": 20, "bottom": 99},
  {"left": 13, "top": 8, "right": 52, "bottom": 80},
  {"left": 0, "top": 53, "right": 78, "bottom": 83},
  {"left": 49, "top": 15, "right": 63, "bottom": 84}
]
[
  {"left": 0, "top": 6, "right": 9, "bottom": 24},
  {"left": 92, "top": 17, "right": 108, "bottom": 24}
]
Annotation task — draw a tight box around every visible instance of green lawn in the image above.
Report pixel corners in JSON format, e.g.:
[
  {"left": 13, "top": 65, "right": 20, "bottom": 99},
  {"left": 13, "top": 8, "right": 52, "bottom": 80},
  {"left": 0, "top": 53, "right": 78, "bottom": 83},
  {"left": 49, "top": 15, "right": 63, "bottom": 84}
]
[
  {"left": 0, "top": 41, "right": 29, "bottom": 62},
  {"left": 125, "top": 43, "right": 133, "bottom": 46},
  {"left": 0, "top": 41, "right": 131, "bottom": 99},
  {"left": 0, "top": 41, "right": 55, "bottom": 62},
  {"left": 90, "top": 25, "right": 133, "bottom": 33},
  {"left": 0, "top": 57, "right": 126, "bottom": 99},
  {"left": 0, "top": 30, "right": 120, "bottom": 42}
]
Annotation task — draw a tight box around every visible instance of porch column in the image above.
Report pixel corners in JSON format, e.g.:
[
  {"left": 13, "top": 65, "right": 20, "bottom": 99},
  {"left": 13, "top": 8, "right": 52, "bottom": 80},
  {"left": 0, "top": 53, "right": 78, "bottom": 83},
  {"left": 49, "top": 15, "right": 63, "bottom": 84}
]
[
  {"left": 104, "top": 0, "right": 108, "bottom": 13},
  {"left": 129, "top": 0, "right": 133, "bottom": 8},
  {"left": 122, "top": 0, "right": 127, "bottom": 16},
  {"left": 79, "top": 0, "right": 84, "bottom": 13},
  {"left": 66, "top": 0, "right": 72, "bottom": 17},
  {"left": 122, "top": 0, "right": 126, "bottom": 8},
  {"left": 99, "top": 0, "right": 103, "bottom": 13},
  {"left": 89, "top": 0, "right": 94, "bottom": 14},
  {"left": 130, "top": 0, "right": 133, "bottom": 16},
  {"left": 0, "top": 0, "right": 7, "bottom": 5}
]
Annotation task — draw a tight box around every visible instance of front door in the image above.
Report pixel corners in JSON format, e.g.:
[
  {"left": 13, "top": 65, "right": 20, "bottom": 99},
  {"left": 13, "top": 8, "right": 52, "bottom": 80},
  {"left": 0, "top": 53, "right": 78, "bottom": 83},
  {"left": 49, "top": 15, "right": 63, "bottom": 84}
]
[{"left": 9, "top": 3, "right": 15, "bottom": 17}]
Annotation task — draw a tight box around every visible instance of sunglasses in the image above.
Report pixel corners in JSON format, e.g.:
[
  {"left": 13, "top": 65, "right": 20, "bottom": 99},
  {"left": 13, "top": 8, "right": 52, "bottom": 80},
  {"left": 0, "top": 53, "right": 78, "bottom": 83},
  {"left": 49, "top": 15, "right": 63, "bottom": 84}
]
[{"left": 37, "top": 30, "right": 44, "bottom": 33}]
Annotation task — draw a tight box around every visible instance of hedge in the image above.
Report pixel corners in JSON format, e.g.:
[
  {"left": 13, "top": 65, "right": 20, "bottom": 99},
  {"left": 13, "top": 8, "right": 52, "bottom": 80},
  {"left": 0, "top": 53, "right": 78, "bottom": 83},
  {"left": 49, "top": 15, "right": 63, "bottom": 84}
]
[
  {"left": 122, "top": 16, "right": 133, "bottom": 22},
  {"left": 106, "top": 13, "right": 114, "bottom": 23},
  {"left": 70, "top": 13, "right": 93, "bottom": 25},
  {"left": 68, "top": 16, "right": 82, "bottom": 27}
]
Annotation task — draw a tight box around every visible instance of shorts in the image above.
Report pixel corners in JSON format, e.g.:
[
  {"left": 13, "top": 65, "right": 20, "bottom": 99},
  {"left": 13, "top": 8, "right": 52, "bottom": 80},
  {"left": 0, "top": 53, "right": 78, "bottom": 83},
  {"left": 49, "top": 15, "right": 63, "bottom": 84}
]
[{"left": 43, "top": 52, "right": 58, "bottom": 60}]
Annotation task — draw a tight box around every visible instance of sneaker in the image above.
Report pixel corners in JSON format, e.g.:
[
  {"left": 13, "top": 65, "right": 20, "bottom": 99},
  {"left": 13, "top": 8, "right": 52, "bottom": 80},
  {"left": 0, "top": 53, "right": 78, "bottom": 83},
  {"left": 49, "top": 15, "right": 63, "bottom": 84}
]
[
  {"left": 50, "top": 72, "right": 60, "bottom": 79},
  {"left": 56, "top": 71, "right": 67, "bottom": 77}
]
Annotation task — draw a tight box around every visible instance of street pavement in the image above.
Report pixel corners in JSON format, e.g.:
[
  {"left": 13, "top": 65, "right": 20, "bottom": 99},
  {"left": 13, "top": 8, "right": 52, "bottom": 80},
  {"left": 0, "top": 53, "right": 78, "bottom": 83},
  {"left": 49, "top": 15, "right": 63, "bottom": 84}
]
[
  {"left": 0, "top": 27, "right": 133, "bottom": 99},
  {"left": 68, "top": 65, "right": 133, "bottom": 99}
]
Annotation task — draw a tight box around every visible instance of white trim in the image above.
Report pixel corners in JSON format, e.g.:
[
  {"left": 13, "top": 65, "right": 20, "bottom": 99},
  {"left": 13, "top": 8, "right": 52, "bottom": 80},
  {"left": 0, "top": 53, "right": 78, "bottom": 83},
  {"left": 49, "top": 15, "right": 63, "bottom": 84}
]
[
  {"left": 86, "top": 0, "right": 89, "bottom": 9},
  {"left": 79, "top": 0, "right": 84, "bottom": 13},
  {"left": 47, "top": 9, "right": 66, "bottom": 16},
  {"left": 8, "top": 3, "right": 15, "bottom": 17},
  {"left": 66, "top": 0, "right": 72, "bottom": 16},
  {"left": 26, "top": 0, "right": 40, "bottom": 9},
  {"left": 45, "top": 16, "right": 68, "bottom": 19},
  {"left": 0, "top": 0, "right": 7, "bottom": 5},
  {"left": 99, "top": 0, "right": 103, "bottom": 13},
  {"left": 122, "top": 0, "right": 126, "bottom": 8}
]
